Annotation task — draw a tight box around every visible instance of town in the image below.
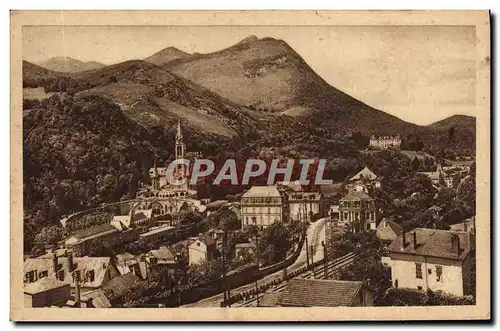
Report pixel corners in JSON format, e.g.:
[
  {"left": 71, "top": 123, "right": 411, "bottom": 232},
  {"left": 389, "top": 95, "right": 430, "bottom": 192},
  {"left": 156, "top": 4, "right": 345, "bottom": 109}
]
[{"left": 23, "top": 120, "right": 476, "bottom": 308}]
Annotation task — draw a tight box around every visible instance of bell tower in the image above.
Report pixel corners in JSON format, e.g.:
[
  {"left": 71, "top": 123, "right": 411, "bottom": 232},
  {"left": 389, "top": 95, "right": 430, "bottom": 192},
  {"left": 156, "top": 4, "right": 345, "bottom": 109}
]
[{"left": 175, "top": 118, "right": 188, "bottom": 188}]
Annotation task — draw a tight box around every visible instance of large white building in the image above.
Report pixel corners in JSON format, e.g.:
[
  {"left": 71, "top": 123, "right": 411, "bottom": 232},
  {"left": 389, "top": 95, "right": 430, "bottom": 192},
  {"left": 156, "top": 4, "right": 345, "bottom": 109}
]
[
  {"left": 288, "top": 192, "right": 324, "bottom": 222},
  {"left": 240, "top": 186, "right": 287, "bottom": 229},
  {"left": 369, "top": 135, "right": 402, "bottom": 149},
  {"left": 387, "top": 228, "right": 474, "bottom": 297}
]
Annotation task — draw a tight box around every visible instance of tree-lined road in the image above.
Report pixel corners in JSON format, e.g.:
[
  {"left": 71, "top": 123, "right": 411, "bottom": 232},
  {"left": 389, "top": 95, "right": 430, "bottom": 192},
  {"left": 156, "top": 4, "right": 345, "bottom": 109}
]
[{"left": 182, "top": 218, "right": 327, "bottom": 307}]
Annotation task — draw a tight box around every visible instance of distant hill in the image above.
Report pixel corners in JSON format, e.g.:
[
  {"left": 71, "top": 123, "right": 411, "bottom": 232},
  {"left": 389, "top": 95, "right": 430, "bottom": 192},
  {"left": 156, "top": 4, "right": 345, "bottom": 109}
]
[
  {"left": 427, "top": 115, "right": 476, "bottom": 131},
  {"left": 72, "top": 60, "right": 260, "bottom": 138},
  {"left": 145, "top": 47, "right": 190, "bottom": 66},
  {"left": 23, "top": 60, "right": 63, "bottom": 79},
  {"left": 163, "top": 35, "right": 419, "bottom": 135},
  {"left": 37, "top": 57, "right": 106, "bottom": 72}
]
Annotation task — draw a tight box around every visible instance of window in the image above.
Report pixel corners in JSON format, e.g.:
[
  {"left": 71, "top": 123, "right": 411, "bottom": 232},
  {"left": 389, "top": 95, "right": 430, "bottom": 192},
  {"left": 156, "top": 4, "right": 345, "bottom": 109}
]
[
  {"left": 87, "top": 270, "right": 95, "bottom": 282},
  {"left": 415, "top": 263, "right": 422, "bottom": 279},
  {"left": 38, "top": 270, "right": 49, "bottom": 279},
  {"left": 25, "top": 270, "right": 37, "bottom": 283},
  {"left": 428, "top": 268, "right": 432, "bottom": 275},
  {"left": 436, "top": 266, "right": 443, "bottom": 282},
  {"left": 417, "top": 286, "right": 423, "bottom": 291}
]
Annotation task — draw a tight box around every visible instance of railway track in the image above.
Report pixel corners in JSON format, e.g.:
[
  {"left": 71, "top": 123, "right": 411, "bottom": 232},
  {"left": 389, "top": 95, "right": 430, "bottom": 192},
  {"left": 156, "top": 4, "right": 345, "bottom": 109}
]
[{"left": 236, "top": 252, "right": 356, "bottom": 307}]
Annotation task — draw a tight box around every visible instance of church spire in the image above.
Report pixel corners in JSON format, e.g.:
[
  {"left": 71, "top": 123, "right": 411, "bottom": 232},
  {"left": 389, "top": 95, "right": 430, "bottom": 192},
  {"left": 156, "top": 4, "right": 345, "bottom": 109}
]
[{"left": 176, "top": 118, "right": 183, "bottom": 141}]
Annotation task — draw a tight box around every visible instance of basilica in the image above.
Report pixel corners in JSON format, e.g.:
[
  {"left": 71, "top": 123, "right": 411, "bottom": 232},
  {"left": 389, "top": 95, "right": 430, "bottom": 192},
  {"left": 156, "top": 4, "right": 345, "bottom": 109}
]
[{"left": 148, "top": 119, "right": 198, "bottom": 199}]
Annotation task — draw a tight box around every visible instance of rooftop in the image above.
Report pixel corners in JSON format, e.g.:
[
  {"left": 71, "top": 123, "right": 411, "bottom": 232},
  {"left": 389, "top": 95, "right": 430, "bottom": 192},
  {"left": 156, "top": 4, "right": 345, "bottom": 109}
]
[
  {"left": 242, "top": 185, "right": 281, "bottom": 198},
  {"left": 340, "top": 191, "right": 373, "bottom": 201},
  {"left": 278, "top": 279, "right": 364, "bottom": 307},
  {"left": 69, "top": 223, "right": 117, "bottom": 241},
  {"left": 350, "top": 166, "right": 379, "bottom": 181},
  {"left": 148, "top": 246, "right": 176, "bottom": 262},
  {"left": 24, "top": 277, "right": 68, "bottom": 295},
  {"left": 24, "top": 257, "right": 112, "bottom": 288},
  {"left": 387, "top": 228, "right": 471, "bottom": 260},
  {"left": 139, "top": 225, "right": 175, "bottom": 237},
  {"left": 376, "top": 218, "right": 403, "bottom": 241},
  {"left": 80, "top": 289, "right": 112, "bottom": 308},
  {"left": 101, "top": 273, "right": 141, "bottom": 299}
]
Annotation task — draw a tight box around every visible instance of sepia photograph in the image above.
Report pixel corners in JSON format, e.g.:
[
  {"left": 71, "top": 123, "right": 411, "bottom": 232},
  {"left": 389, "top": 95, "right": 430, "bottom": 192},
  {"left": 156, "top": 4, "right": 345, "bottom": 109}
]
[{"left": 10, "top": 10, "right": 490, "bottom": 321}]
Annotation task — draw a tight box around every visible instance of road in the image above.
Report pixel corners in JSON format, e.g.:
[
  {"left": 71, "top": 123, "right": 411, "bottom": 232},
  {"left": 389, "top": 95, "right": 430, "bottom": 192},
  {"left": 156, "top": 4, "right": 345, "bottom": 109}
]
[{"left": 183, "top": 218, "right": 327, "bottom": 307}]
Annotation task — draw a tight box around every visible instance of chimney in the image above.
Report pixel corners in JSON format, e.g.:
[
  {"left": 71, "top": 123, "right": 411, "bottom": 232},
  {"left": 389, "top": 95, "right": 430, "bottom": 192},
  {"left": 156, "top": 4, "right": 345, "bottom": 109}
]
[
  {"left": 402, "top": 229, "right": 407, "bottom": 247},
  {"left": 413, "top": 231, "right": 417, "bottom": 250},
  {"left": 73, "top": 270, "right": 81, "bottom": 308},
  {"left": 451, "top": 234, "right": 461, "bottom": 255},
  {"left": 52, "top": 252, "right": 58, "bottom": 274},
  {"left": 68, "top": 251, "right": 74, "bottom": 272}
]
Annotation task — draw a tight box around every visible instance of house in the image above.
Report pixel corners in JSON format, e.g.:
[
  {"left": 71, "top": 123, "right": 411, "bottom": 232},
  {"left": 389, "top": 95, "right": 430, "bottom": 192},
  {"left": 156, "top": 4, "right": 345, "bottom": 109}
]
[
  {"left": 188, "top": 234, "right": 216, "bottom": 265},
  {"left": 347, "top": 166, "right": 382, "bottom": 192},
  {"left": 24, "top": 277, "right": 71, "bottom": 307},
  {"left": 147, "top": 246, "right": 179, "bottom": 269},
  {"left": 418, "top": 164, "right": 465, "bottom": 190},
  {"left": 369, "top": 135, "right": 402, "bottom": 149},
  {"left": 240, "top": 185, "right": 287, "bottom": 229},
  {"left": 206, "top": 228, "right": 225, "bottom": 251},
  {"left": 276, "top": 279, "right": 373, "bottom": 307},
  {"left": 114, "top": 252, "right": 146, "bottom": 278},
  {"left": 138, "top": 224, "right": 176, "bottom": 244},
  {"left": 64, "top": 223, "right": 119, "bottom": 249},
  {"left": 287, "top": 192, "right": 324, "bottom": 222},
  {"left": 387, "top": 228, "right": 474, "bottom": 296},
  {"left": 328, "top": 204, "right": 340, "bottom": 223},
  {"left": 101, "top": 273, "right": 142, "bottom": 302},
  {"left": 339, "top": 191, "right": 377, "bottom": 232},
  {"left": 24, "top": 253, "right": 120, "bottom": 294},
  {"left": 450, "top": 216, "right": 475, "bottom": 234},
  {"left": 276, "top": 180, "right": 303, "bottom": 193},
  {"left": 376, "top": 218, "right": 403, "bottom": 242}
]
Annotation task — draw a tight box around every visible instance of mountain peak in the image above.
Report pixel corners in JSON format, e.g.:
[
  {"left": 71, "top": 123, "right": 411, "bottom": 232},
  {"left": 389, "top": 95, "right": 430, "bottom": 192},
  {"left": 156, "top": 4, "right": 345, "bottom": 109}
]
[
  {"left": 145, "top": 46, "right": 190, "bottom": 66},
  {"left": 238, "top": 35, "right": 260, "bottom": 44}
]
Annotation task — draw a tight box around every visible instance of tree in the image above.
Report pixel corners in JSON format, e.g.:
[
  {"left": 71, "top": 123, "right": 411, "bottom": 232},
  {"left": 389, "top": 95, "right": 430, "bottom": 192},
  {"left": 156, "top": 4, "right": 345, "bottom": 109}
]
[
  {"left": 258, "top": 221, "right": 293, "bottom": 265},
  {"left": 456, "top": 175, "right": 475, "bottom": 216},
  {"left": 34, "top": 225, "right": 67, "bottom": 249}
]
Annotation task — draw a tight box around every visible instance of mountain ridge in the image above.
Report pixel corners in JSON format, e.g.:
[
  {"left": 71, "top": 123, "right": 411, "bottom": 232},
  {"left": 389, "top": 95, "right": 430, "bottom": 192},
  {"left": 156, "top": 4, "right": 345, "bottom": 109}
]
[{"left": 37, "top": 56, "right": 107, "bottom": 73}]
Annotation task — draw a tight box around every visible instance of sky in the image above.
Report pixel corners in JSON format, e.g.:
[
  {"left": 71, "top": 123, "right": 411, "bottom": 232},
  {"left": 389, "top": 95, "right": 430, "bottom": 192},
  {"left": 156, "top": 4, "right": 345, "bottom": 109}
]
[{"left": 23, "top": 25, "right": 476, "bottom": 125}]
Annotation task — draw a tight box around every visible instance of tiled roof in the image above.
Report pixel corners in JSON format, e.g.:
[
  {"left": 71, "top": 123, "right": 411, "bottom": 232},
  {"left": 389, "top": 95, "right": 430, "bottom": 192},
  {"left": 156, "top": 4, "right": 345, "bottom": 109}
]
[
  {"left": 24, "top": 257, "right": 112, "bottom": 288},
  {"left": 70, "top": 223, "right": 117, "bottom": 240},
  {"left": 340, "top": 191, "right": 373, "bottom": 201},
  {"left": 132, "top": 209, "right": 152, "bottom": 222},
  {"left": 387, "top": 228, "right": 471, "bottom": 260},
  {"left": 101, "top": 273, "right": 141, "bottom": 299},
  {"left": 242, "top": 185, "right": 281, "bottom": 198},
  {"left": 376, "top": 219, "right": 403, "bottom": 241},
  {"left": 350, "top": 167, "right": 379, "bottom": 181},
  {"left": 24, "top": 277, "right": 68, "bottom": 294},
  {"left": 148, "top": 246, "right": 176, "bottom": 262},
  {"left": 278, "top": 279, "right": 363, "bottom": 307},
  {"left": 258, "top": 292, "right": 280, "bottom": 307},
  {"left": 80, "top": 289, "right": 112, "bottom": 308}
]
